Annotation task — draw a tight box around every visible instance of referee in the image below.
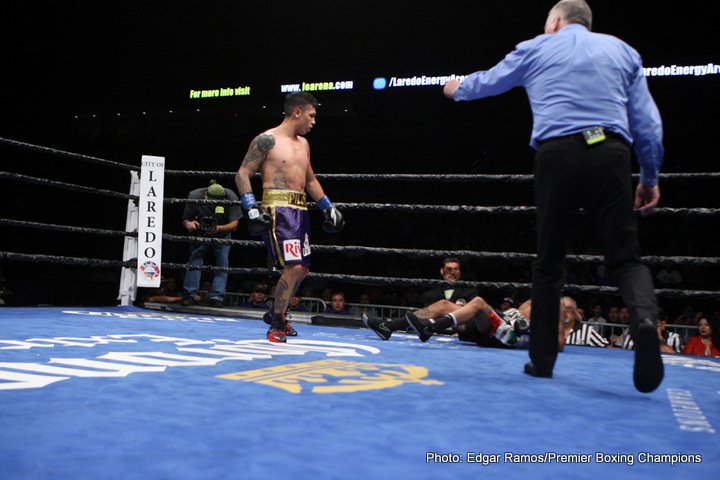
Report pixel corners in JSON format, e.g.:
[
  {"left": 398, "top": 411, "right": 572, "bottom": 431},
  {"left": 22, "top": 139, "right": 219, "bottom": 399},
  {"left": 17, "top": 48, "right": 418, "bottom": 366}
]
[{"left": 443, "top": 0, "right": 664, "bottom": 392}]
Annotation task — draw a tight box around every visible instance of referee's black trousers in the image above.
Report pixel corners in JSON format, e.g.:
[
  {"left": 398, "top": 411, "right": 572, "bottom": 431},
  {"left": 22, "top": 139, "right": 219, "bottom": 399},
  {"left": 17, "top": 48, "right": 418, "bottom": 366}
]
[{"left": 529, "top": 134, "right": 658, "bottom": 374}]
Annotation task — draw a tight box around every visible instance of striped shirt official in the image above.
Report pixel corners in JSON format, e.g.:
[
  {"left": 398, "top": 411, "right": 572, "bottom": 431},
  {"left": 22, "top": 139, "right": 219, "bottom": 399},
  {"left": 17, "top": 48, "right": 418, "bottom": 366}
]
[
  {"left": 622, "top": 332, "right": 682, "bottom": 353},
  {"left": 565, "top": 323, "right": 610, "bottom": 347}
]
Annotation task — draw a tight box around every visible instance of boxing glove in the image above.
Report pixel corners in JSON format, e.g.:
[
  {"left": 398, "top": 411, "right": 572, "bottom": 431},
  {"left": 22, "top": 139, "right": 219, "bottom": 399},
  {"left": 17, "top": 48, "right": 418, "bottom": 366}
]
[
  {"left": 318, "top": 196, "right": 345, "bottom": 233},
  {"left": 241, "top": 192, "right": 271, "bottom": 236}
]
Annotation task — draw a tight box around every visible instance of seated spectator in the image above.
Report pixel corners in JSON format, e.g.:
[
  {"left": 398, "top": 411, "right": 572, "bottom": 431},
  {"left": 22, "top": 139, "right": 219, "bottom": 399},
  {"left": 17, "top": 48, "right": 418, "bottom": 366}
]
[
  {"left": 559, "top": 296, "right": 609, "bottom": 350},
  {"left": 603, "top": 305, "right": 619, "bottom": 338},
  {"left": 674, "top": 305, "right": 696, "bottom": 327},
  {"left": 610, "top": 306, "right": 632, "bottom": 347},
  {"left": 323, "top": 292, "right": 351, "bottom": 315},
  {"left": 241, "top": 284, "right": 271, "bottom": 309},
  {"left": 350, "top": 293, "right": 377, "bottom": 317},
  {"left": 320, "top": 287, "right": 333, "bottom": 303},
  {"left": 683, "top": 315, "right": 720, "bottom": 357},
  {"left": 287, "top": 293, "right": 308, "bottom": 312},
  {"left": 587, "top": 302, "right": 609, "bottom": 338},
  {"left": 144, "top": 276, "right": 183, "bottom": 304}
]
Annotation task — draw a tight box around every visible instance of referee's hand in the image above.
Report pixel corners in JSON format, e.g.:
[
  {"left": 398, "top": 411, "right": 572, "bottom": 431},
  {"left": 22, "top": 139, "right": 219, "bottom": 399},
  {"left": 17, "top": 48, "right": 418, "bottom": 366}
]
[
  {"left": 634, "top": 184, "right": 660, "bottom": 215},
  {"left": 443, "top": 79, "right": 460, "bottom": 99}
]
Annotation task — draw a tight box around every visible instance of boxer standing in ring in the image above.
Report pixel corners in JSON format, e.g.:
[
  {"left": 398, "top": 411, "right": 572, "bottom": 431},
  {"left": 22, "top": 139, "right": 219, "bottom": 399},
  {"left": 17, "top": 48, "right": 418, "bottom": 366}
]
[{"left": 235, "top": 92, "right": 344, "bottom": 343}]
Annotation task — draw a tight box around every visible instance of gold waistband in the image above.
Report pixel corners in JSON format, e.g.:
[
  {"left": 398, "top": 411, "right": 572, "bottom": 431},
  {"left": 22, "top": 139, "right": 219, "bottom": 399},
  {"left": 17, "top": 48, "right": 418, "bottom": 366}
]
[{"left": 261, "top": 189, "right": 307, "bottom": 209}]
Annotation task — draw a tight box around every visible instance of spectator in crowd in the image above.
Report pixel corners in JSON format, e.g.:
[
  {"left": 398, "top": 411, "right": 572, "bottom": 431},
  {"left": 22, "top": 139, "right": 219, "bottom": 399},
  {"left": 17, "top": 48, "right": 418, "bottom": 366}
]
[
  {"left": 320, "top": 287, "right": 333, "bottom": 304},
  {"left": 674, "top": 305, "right": 696, "bottom": 327},
  {"left": 241, "top": 283, "right": 271, "bottom": 309},
  {"left": 323, "top": 292, "right": 351, "bottom": 315},
  {"left": 350, "top": 292, "right": 378, "bottom": 317},
  {"left": 672, "top": 305, "right": 700, "bottom": 343},
  {"left": 180, "top": 181, "right": 242, "bottom": 308},
  {"left": 606, "top": 305, "right": 620, "bottom": 337},
  {"left": 683, "top": 315, "right": 720, "bottom": 357},
  {"left": 143, "top": 276, "right": 183, "bottom": 304},
  {"left": 287, "top": 293, "right": 309, "bottom": 312},
  {"left": 419, "top": 257, "right": 478, "bottom": 307},
  {"left": 588, "top": 302, "right": 609, "bottom": 338},
  {"left": 610, "top": 306, "right": 632, "bottom": 347}
]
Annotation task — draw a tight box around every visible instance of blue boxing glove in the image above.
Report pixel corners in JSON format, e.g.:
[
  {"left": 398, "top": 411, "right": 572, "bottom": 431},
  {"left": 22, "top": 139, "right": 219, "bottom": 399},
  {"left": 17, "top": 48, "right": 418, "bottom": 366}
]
[
  {"left": 241, "top": 192, "right": 271, "bottom": 236},
  {"left": 317, "top": 196, "right": 345, "bottom": 233}
]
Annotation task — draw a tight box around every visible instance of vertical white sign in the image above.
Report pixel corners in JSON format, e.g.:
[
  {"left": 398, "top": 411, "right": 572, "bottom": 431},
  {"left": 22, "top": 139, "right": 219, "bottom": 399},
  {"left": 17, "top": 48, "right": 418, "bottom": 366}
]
[{"left": 137, "top": 155, "right": 165, "bottom": 288}]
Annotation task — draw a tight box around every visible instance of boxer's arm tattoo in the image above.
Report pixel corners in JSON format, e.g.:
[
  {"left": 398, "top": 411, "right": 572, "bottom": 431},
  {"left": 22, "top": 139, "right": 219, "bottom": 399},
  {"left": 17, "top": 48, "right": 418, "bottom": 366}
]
[
  {"left": 273, "top": 278, "right": 290, "bottom": 314},
  {"left": 241, "top": 133, "right": 275, "bottom": 171}
]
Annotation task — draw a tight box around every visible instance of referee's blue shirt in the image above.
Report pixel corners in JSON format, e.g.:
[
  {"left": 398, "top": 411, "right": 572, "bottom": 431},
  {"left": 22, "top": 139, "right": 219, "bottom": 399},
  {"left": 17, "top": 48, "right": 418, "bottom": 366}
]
[{"left": 454, "top": 24, "right": 663, "bottom": 187}]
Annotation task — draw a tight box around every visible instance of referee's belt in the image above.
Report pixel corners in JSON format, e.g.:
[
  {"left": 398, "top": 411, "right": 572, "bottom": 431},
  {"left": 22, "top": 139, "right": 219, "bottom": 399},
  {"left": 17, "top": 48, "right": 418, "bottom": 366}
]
[
  {"left": 261, "top": 189, "right": 307, "bottom": 209},
  {"left": 538, "top": 129, "right": 629, "bottom": 147}
]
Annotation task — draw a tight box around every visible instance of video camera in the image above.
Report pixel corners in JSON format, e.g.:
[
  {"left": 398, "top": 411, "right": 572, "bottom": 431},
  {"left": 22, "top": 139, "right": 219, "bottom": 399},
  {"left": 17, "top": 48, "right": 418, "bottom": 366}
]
[{"left": 198, "top": 216, "right": 218, "bottom": 235}]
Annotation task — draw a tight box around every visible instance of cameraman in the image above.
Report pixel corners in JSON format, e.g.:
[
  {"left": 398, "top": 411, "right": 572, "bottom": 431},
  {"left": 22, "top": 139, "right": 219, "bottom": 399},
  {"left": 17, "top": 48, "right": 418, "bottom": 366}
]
[{"left": 180, "top": 181, "right": 242, "bottom": 307}]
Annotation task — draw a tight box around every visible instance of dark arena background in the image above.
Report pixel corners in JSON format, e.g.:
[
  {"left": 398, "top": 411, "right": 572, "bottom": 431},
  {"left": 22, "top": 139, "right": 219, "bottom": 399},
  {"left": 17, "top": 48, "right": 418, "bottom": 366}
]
[{"left": 1, "top": 1, "right": 719, "bottom": 479}]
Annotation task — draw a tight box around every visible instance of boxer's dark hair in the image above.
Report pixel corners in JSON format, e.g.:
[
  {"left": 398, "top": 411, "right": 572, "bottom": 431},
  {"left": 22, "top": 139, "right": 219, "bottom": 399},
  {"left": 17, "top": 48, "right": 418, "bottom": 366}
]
[{"left": 284, "top": 92, "right": 318, "bottom": 117}]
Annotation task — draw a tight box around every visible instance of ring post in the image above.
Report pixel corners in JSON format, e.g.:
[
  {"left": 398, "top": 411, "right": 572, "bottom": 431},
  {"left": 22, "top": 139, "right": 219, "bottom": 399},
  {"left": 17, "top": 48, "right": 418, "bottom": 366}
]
[{"left": 118, "top": 170, "right": 140, "bottom": 305}]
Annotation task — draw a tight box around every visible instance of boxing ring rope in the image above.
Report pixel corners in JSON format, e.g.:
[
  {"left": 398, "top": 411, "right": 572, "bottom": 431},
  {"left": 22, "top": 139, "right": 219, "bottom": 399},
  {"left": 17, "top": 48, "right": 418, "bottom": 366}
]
[
  {"left": 2, "top": 249, "right": 718, "bottom": 301},
  {"left": 0, "top": 137, "right": 136, "bottom": 171},
  {"left": 4, "top": 170, "right": 720, "bottom": 218},
  {"left": 4, "top": 135, "right": 720, "bottom": 181},
  {"left": 1, "top": 136, "right": 719, "bottom": 306},
  {"left": 2, "top": 218, "right": 719, "bottom": 268},
  {"left": 163, "top": 168, "right": 720, "bottom": 182}
]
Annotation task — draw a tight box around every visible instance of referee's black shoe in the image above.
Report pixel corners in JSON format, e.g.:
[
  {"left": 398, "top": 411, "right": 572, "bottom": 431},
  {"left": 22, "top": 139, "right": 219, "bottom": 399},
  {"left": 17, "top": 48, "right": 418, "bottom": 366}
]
[
  {"left": 523, "top": 362, "right": 552, "bottom": 378},
  {"left": 633, "top": 319, "right": 664, "bottom": 393},
  {"left": 405, "top": 312, "right": 433, "bottom": 342},
  {"left": 362, "top": 313, "right": 392, "bottom": 341}
]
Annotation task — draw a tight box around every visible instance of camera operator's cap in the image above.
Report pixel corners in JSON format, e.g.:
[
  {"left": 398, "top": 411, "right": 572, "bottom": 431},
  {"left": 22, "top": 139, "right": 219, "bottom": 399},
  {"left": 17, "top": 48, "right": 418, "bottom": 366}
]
[
  {"left": 207, "top": 182, "right": 226, "bottom": 199},
  {"left": 501, "top": 297, "right": 515, "bottom": 307}
]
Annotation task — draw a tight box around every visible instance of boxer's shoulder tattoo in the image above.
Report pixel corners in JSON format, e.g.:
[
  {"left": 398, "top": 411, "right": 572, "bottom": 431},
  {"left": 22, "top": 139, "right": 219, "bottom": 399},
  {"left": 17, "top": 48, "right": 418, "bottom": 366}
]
[
  {"left": 241, "top": 133, "right": 275, "bottom": 170},
  {"left": 255, "top": 133, "right": 275, "bottom": 153}
]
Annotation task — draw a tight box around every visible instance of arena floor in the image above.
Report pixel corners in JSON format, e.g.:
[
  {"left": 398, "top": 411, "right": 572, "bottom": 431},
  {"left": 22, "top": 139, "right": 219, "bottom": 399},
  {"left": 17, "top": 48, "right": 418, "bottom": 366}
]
[{"left": 1, "top": 306, "right": 718, "bottom": 479}]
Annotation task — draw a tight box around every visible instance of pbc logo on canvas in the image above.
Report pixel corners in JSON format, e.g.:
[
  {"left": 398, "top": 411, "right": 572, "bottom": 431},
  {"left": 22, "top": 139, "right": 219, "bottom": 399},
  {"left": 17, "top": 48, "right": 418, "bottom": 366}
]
[{"left": 283, "top": 239, "right": 302, "bottom": 261}]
